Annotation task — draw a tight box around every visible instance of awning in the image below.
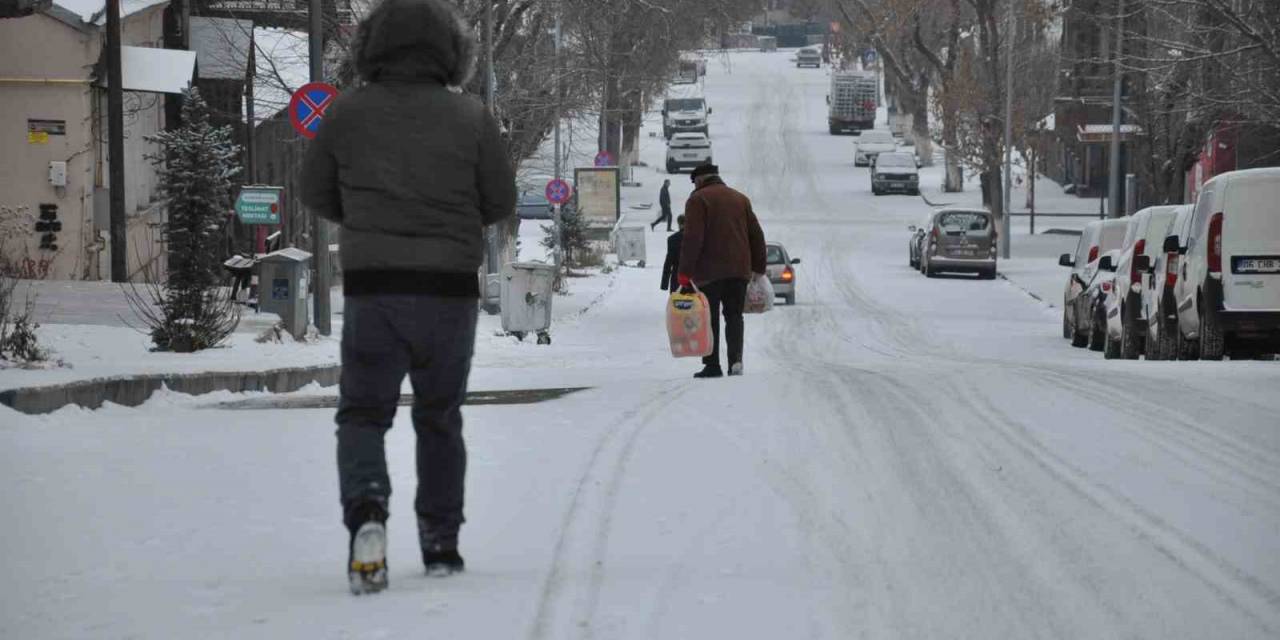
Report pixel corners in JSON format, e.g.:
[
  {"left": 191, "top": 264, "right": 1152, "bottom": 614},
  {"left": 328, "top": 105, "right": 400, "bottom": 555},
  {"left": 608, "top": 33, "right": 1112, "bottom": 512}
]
[
  {"left": 1076, "top": 123, "right": 1143, "bottom": 143},
  {"left": 119, "top": 45, "right": 196, "bottom": 93}
]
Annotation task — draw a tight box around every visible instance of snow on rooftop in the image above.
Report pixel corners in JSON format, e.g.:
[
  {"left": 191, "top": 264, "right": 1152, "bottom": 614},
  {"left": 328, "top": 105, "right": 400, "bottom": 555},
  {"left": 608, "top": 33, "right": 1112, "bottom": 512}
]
[{"left": 54, "top": 0, "right": 169, "bottom": 24}]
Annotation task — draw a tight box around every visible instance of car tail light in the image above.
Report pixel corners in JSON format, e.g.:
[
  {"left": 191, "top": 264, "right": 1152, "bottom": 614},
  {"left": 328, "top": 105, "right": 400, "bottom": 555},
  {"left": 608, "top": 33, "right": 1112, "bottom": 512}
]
[
  {"left": 1102, "top": 280, "right": 1112, "bottom": 293},
  {"left": 1166, "top": 254, "right": 1179, "bottom": 286},
  {"left": 1129, "top": 239, "right": 1146, "bottom": 283},
  {"left": 1088, "top": 245, "right": 1099, "bottom": 263},
  {"left": 781, "top": 267, "right": 794, "bottom": 282},
  {"left": 1207, "top": 212, "right": 1224, "bottom": 273}
]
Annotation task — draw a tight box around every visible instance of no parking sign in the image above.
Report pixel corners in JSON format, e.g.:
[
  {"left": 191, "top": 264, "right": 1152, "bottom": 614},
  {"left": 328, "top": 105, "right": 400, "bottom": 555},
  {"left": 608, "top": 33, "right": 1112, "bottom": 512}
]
[
  {"left": 289, "top": 82, "right": 339, "bottom": 139},
  {"left": 546, "top": 178, "right": 573, "bottom": 205}
]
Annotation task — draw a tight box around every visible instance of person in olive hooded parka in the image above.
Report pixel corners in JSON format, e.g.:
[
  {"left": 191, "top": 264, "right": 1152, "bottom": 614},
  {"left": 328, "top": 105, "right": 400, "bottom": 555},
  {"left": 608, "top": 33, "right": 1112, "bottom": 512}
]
[{"left": 301, "top": 0, "right": 517, "bottom": 593}]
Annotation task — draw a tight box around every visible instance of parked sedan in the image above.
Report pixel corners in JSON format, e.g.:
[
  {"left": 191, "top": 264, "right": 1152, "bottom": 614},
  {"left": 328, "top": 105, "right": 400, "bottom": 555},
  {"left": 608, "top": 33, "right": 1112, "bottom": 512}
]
[
  {"left": 854, "top": 130, "right": 897, "bottom": 166},
  {"left": 766, "top": 242, "right": 800, "bottom": 305},
  {"left": 1060, "top": 218, "right": 1128, "bottom": 348},
  {"left": 919, "top": 208, "right": 998, "bottom": 279},
  {"left": 796, "top": 48, "right": 822, "bottom": 68},
  {"left": 516, "top": 191, "right": 553, "bottom": 220},
  {"left": 871, "top": 152, "right": 920, "bottom": 195}
]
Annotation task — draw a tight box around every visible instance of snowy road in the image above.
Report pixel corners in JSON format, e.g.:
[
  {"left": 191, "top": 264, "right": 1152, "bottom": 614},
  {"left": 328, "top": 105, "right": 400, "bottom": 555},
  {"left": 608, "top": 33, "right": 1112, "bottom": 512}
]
[{"left": 4, "top": 51, "right": 1280, "bottom": 639}]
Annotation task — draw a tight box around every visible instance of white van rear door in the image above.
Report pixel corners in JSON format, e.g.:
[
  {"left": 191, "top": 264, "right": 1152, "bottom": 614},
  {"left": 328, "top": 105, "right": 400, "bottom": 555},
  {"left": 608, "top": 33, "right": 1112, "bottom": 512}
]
[{"left": 1223, "top": 177, "right": 1280, "bottom": 311}]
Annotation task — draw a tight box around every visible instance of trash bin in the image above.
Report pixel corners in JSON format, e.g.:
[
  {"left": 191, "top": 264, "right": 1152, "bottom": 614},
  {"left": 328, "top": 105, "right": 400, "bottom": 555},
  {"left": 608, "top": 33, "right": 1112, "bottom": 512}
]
[
  {"left": 612, "top": 225, "right": 646, "bottom": 267},
  {"left": 258, "top": 247, "right": 312, "bottom": 340},
  {"left": 500, "top": 262, "right": 556, "bottom": 344}
]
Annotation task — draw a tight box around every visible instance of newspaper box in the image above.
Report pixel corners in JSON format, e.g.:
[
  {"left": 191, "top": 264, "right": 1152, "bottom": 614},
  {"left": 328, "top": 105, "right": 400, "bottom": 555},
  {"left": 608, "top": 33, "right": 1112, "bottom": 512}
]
[{"left": 501, "top": 262, "right": 556, "bottom": 344}]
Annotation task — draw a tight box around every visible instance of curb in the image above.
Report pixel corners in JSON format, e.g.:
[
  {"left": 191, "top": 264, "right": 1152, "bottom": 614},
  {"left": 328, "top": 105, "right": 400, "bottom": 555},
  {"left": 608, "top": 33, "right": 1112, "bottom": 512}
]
[{"left": 0, "top": 364, "right": 341, "bottom": 415}]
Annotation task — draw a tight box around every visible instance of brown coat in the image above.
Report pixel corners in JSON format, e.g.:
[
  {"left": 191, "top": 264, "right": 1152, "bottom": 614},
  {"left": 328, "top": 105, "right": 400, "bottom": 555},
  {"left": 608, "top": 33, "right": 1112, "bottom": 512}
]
[{"left": 678, "top": 178, "right": 767, "bottom": 285}]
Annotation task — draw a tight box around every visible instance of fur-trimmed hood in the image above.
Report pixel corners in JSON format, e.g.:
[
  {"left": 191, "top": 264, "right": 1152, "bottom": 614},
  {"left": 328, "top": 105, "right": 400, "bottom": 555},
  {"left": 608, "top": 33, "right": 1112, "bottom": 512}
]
[{"left": 353, "top": 0, "right": 476, "bottom": 86}]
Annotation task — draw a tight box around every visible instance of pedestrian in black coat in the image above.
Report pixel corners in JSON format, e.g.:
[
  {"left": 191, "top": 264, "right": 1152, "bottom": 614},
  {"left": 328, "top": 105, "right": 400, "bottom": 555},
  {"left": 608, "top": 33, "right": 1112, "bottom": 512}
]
[
  {"left": 651, "top": 180, "right": 673, "bottom": 231},
  {"left": 661, "top": 215, "right": 686, "bottom": 292}
]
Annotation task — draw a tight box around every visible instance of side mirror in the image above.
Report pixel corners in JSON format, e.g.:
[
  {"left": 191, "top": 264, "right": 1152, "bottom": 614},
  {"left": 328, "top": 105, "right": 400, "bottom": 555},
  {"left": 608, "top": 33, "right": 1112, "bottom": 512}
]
[
  {"left": 707, "top": 107, "right": 713, "bottom": 115},
  {"left": 1099, "top": 255, "right": 1116, "bottom": 272},
  {"left": 1134, "top": 255, "right": 1152, "bottom": 273},
  {"left": 1059, "top": 254, "right": 1075, "bottom": 268},
  {"left": 791, "top": 258, "right": 801, "bottom": 265},
  {"left": 1162, "top": 235, "right": 1179, "bottom": 254}
]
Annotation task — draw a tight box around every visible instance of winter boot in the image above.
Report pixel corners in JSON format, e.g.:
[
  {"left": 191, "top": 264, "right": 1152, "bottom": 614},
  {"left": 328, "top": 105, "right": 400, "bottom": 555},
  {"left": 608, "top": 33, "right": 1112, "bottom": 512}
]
[
  {"left": 419, "top": 517, "right": 465, "bottom": 577},
  {"left": 693, "top": 365, "right": 723, "bottom": 379},
  {"left": 728, "top": 362, "right": 744, "bottom": 376},
  {"left": 347, "top": 502, "right": 388, "bottom": 595}
]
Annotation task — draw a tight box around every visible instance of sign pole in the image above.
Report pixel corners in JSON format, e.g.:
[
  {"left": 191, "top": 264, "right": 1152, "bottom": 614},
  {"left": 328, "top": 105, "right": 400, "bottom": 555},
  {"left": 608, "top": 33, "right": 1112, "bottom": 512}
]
[
  {"left": 107, "top": 0, "right": 127, "bottom": 282},
  {"left": 308, "top": 0, "right": 331, "bottom": 335},
  {"left": 552, "top": 2, "right": 564, "bottom": 276}
]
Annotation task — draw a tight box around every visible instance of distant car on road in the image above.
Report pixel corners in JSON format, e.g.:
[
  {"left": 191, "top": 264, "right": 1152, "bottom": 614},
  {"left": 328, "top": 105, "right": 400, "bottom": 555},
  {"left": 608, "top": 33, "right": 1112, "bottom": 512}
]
[
  {"left": 766, "top": 242, "right": 800, "bottom": 305},
  {"left": 871, "top": 152, "right": 920, "bottom": 196},
  {"left": 918, "top": 208, "right": 998, "bottom": 279},
  {"left": 854, "top": 130, "right": 897, "bottom": 166},
  {"left": 516, "top": 191, "right": 553, "bottom": 220},
  {"left": 796, "top": 48, "right": 822, "bottom": 68},
  {"left": 666, "top": 132, "right": 713, "bottom": 174},
  {"left": 1060, "top": 218, "right": 1128, "bottom": 348}
]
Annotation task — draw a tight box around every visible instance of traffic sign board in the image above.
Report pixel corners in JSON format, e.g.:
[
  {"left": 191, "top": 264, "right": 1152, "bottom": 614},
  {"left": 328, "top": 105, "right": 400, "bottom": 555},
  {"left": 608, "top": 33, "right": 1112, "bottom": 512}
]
[
  {"left": 235, "top": 185, "right": 283, "bottom": 224},
  {"left": 594, "top": 151, "right": 615, "bottom": 167},
  {"left": 289, "top": 82, "right": 339, "bottom": 139},
  {"left": 545, "top": 178, "right": 573, "bottom": 205}
]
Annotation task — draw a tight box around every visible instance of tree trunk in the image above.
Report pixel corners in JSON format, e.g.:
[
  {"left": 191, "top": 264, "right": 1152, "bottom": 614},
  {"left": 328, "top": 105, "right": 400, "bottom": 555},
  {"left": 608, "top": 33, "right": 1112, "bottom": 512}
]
[{"left": 911, "top": 96, "right": 933, "bottom": 167}]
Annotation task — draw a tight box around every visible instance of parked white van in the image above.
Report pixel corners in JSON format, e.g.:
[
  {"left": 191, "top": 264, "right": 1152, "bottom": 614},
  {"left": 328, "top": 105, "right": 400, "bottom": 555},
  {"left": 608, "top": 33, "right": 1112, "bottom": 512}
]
[
  {"left": 1142, "top": 204, "right": 1195, "bottom": 360},
  {"left": 1105, "top": 205, "right": 1180, "bottom": 359},
  {"left": 1172, "top": 168, "right": 1280, "bottom": 359}
]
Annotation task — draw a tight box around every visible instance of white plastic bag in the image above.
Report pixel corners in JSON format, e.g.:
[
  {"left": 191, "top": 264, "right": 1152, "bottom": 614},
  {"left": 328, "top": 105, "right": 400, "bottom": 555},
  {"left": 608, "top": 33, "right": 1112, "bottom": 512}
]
[{"left": 744, "top": 273, "right": 775, "bottom": 314}]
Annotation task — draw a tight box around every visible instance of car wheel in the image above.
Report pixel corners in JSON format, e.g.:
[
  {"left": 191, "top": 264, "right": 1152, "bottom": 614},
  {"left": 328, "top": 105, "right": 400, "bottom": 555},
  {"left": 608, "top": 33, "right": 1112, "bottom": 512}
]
[
  {"left": 911, "top": 188, "right": 921, "bottom": 196},
  {"left": 1088, "top": 307, "right": 1106, "bottom": 352},
  {"left": 1104, "top": 333, "right": 1121, "bottom": 359},
  {"left": 785, "top": 294, "right": 796, "bottom": 306},
  {"left": 981, "top": 268, "right": 997, "bottom": 280},
  {"left": 924, "top": 260, "right": 937, "bottom": 278},
  {"left": 1063, "top": 314, "right": 1072, "bottom": 340},
  {"left": 1177, "top": 326, "right": 1200, "bottom": 361},
  {"left": 1120, "top": 307, "right": 1142, "bottom": 360},
  {"left": 1153, "top": 315, "right": 1178, "bottom": 361},
  {"left": 666, "top": 162, "right": 677, "bottom": 174},
  {"left": 1198, "top": 295, "right": 1225, "bottom": 361}
]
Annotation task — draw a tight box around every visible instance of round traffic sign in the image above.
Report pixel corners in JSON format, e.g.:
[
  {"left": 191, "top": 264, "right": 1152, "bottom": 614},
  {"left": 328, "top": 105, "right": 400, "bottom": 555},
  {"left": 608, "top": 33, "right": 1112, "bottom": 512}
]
[
  {"left": 594, "top": 151, "right": 615, "bottom": 167},
  {"left": 289, "top": 82, "right": 340, "bottom": 139},
  {"left": 546, "top": 178, "right": 573, "bottom": 205}
]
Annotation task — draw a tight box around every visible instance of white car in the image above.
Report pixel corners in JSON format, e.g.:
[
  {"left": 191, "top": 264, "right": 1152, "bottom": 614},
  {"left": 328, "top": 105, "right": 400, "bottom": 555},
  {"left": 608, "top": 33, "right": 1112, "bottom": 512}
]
[
  {"left": 1104, "top": 205, "right": 1180, "bottom": 359},
  {"left": 854, "top": 130, "right": 897, "bottom": 166},
  {"left": 666, "top": 133, "right": 712, "bottom": 174},
  {"left": 1144, "top": 204, "right": 1196, "bottom": 360},
  {"left": 1173, "top": 167, "right": 1280, "bottom": 359},
  {"left": 1060, "top": 219, "right": 1128, "bottom": 349}
]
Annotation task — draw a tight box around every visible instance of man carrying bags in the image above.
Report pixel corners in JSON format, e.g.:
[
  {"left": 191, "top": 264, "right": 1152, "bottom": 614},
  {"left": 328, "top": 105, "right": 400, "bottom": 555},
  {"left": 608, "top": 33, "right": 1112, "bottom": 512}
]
[{"left": 676, "top": 164, "right": 767, "bottom": 379}]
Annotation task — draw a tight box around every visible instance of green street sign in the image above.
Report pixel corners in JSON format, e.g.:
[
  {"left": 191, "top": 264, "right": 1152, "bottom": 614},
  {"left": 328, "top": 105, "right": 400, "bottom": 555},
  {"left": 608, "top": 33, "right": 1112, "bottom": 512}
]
[{"left": 235, "top": 186, "right": 283, "bottom": 225}]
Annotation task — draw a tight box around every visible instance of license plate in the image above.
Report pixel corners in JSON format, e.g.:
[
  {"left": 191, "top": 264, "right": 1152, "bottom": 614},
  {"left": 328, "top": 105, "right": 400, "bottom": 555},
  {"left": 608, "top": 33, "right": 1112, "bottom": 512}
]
[
  {"left": 1234, "top": 256, "right": 1280, "bottom": 274},
  {"left": 682, "top": 153, "right": 700, "bottom": 159}
]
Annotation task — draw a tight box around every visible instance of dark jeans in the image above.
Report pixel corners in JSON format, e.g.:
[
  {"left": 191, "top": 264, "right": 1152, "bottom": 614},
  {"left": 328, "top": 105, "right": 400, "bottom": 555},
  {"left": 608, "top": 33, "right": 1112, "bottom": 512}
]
[
  {"left": 701, "top": 278, "right": 748, "bottom": 370},
  {"left": 336, "top": 295, "right": 477, "bottom": 543},
  {"left": 652, "top": 206, "right": 673, "bottom": 230}
]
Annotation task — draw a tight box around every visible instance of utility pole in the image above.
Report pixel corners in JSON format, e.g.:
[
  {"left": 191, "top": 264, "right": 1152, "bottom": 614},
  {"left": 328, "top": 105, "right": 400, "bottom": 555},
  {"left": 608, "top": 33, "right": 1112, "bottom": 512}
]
[
  {"left": 107, "top": 0, "right": 127, "bottom": 282},
  {"left": 552, "top": 4, "right": 564, "bottom": 275},
  {"left": 1108, "top": 0, "right": 1126, "bottom": 218},
  {"left": 309, "top": 0, "right": 332, "bottom": 335},
  {"left": 1000, "top": 3, "right": 1014, "bottom": 259}
]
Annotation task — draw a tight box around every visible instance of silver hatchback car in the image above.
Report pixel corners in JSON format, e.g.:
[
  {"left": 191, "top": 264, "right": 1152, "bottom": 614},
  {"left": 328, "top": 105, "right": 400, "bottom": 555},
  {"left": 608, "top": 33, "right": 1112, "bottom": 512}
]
[
  {"left": 918, "top": 208, "right": 998, "bottom": 279},
  {"left": 766, "top": 242, "right": 800, "bottom": 305}
]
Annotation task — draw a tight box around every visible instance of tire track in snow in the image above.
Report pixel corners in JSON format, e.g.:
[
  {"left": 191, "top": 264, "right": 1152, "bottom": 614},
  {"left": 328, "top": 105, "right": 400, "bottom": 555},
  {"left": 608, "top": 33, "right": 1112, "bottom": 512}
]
[
  {"left": 525, "top": 383, "right": 689, "bottom": 640},
  {"left": 957, "top": 374, "right": 1280, "bottom": 636}
]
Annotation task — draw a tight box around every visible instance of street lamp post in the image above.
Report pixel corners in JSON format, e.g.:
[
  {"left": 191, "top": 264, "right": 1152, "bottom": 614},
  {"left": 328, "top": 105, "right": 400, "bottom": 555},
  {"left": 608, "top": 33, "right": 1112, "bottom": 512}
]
[
  {"left": 1000, "top": 4, "right": 1014, "bottom": 259},
  {"left": 1108, "top": 0, "right": 1127, "bottom": 218}
]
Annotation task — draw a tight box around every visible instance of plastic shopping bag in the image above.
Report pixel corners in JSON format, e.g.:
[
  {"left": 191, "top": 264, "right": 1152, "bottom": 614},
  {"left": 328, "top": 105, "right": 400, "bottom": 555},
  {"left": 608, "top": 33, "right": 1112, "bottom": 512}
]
[
  {"left": 744, "top": 273, "right": 775, "bottom": 314},
  {"left": 667, "top": 286, "right": 713, "bottom": 358}
]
